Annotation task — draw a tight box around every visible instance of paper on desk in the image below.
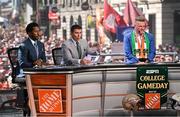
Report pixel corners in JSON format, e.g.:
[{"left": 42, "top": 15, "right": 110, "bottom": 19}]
[{"left": 84, "top": 54, "right": 92, "bottom": 61}]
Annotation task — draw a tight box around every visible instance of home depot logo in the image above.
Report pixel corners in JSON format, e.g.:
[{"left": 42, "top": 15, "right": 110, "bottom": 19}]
[
  {"left": 38, "top": 89, "right": 63, "bottom": 113},
  {"left": 145, "top": 93, "right": 160, "bottom": 109}
]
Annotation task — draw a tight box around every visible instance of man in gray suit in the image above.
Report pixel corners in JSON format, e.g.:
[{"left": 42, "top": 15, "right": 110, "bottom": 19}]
[{"left": 62, "top": 24, "right": 97, "bottom": 65}]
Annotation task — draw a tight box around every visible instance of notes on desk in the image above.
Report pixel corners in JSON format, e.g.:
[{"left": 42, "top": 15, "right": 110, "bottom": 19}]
[{"left": 40, "top": 65, "right": 65, "bottom": 69}]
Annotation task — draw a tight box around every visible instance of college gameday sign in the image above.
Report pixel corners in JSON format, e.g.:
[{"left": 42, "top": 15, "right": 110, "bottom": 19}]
[
  {"left": 136, "top": 66, "right": 169, "bottom": 109},
  {"left": 38, "top": 89, "right": 63, "bottom": 113}
]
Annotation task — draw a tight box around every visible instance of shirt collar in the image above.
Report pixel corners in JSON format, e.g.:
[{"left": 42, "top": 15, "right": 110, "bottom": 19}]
[
  {"left": 29, "top": 37, "right": 37, "bottom": 45},
  {"left": 71, "top": 38, "right": 80, "bottom": 46}
]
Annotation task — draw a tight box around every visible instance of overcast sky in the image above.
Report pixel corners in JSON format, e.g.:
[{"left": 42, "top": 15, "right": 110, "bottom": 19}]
[{"left": 0, "top": 0, "right": 9, "bottom": 3}]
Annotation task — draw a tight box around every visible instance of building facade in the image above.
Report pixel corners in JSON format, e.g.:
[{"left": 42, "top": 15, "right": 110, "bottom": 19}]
[
  {"left": 58, "top": 0, "right": 180, "bottom": 47},
  {"left": 26, "top": 0, "right": 180, "bottom": 48}
]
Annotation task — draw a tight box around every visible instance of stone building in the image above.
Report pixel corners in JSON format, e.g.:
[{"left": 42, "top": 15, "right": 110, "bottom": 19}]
[
  {"left": 27, "top": 0, "right": 180, "bottom": 48},
  {"left": 59, "top": 0, "right": 103, "bottom": 43}
]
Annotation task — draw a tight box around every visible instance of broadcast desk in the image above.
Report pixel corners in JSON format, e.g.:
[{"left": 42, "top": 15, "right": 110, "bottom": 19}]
[{"left": 24, "top": 63, "right": 180, "bottom": 117}]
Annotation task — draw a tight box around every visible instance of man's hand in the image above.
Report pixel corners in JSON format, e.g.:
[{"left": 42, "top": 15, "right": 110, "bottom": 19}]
[
  {"left": 137, "top": 60, "right": 149, "bottom": 64},
  {"left": 33, "top": 59, "right": 44, "bottom": 66},
  {"left": 80, "top": 59, "right": 92, "bottom": 65}
]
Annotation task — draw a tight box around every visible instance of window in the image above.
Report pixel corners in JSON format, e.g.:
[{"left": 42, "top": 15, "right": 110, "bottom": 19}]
[
  {"left": 149, "top": 14, "right": 156, "bottom": 37},
  {"left": 63, "top": 16, "right": 66, "bottom": 22},
  {"left": 78, "top": 15, "right": 82, "bottom": 27},
  {"left": 174, "top": 10, "right": 180, "bottom": 44},
  {"left": 70, "top": 16, "right": 74, "bottom": 27},
  {"left": 76, "top": 0, "right": 80, "bottom": 6},
  {"left": 69, "top": 0, "right": 72, "bottom": 7}
]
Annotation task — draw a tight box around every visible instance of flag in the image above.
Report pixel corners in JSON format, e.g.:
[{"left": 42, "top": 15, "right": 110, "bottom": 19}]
[
  {"left": 103, "top": 0, "right": 126, "bottom": 33},
  {"left": 116, "top": 26, "right": 133, "bottom": 42},
  {"left": 123, "top": 0, "right": 145, "bottom": 26},
  {"left": 96, "top": 5, "right": 106, "bottom": 45}
]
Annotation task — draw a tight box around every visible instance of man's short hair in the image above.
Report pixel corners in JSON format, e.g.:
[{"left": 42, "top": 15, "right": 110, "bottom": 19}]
[
  {"left": 71, "top": 24, "right": 82, "bottom": 33},
  {"left": 135, "top": 16, "right": 146, "bottom": 22},
  {"left": 26, "top": 22, "right": 39, "bottom": 34}
]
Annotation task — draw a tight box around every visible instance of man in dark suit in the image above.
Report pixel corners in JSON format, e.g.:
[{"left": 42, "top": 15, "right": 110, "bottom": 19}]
[
  {"left": 18, "top": 22, "right": 46, "bottom": 68},
  {"left": 62, "top": 24, "right": 97, "bottom": 65}
]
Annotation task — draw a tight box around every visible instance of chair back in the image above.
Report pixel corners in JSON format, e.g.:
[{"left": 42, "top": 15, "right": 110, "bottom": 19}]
[
  {"left": 7, "top": 47, "right": 20, "bottom": 82},
  {"left": 52, "top": 47, "right": 64, "bottom": 65}
]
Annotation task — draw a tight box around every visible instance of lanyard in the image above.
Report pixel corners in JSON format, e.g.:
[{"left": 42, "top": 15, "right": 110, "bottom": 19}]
[{"left": 131, "top": 31, "right": 150, "bottom": 58}]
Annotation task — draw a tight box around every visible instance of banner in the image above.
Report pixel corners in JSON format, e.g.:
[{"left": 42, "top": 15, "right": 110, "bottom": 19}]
[
  {"left": 38, "top": 89, "right": 63, "bottom": 113},
  {"left": 136, "top": 66, "right": 169, "bottom": 109},
  {"left": 123, "top": 0, "right": 145, "bottom": 26},
  {"left": 116, "top": 26, "right": 133, "bottom": 41},
  {"left": 104, "top": 0, "right": 126, "bottom": 33},
  {"left": 96, "top": 5, "right": 106, "bottom": 45},
  {"left": 87, "top": 15, "right": 96, "bottom": 28}
]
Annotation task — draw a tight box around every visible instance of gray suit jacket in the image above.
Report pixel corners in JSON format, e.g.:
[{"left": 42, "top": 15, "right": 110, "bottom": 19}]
[{"left": 62, "top": 38, "right": 95, "bottom": 65}]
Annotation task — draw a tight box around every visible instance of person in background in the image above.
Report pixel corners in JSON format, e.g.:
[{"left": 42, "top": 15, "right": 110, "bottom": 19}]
[
  {"left": 123, "top": 16, "right": 156, "bottom": 64},
  {"left": 18, "top": 22, "right": 46, "bottom": 68},
  {"left": 62, "top": 24, "right": 97, "bottom": 65}
]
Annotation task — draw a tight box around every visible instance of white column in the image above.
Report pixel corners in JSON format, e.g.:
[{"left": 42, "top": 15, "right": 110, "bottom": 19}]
[
  {"left": 26, "top": 2, "right": 33, "bottom": 24},
  {"left": 82, "top": 12, "right": 87, "bottom": 40}
]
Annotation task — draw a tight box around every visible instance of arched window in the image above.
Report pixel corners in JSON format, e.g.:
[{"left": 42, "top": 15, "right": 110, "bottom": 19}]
[
  {"left": 76, "top": 0, "right": 80, "bottom": 6},
  {"left": 63, "top": 29, "right": 67, "bottom": 40},
  {"left": 78, "top": 15, "right": 82, "bottom": 27},
  {"left": 69, "top": 0, "right": 72, "bottom": 7},
  {"left": 63, "top": 16, "right": 66, "bottom": 22},
  {"left": 73, "top": 0, "right": 75, "bottom": 6},
  {"left": 66, "top": 0, "right": 68, "bottom": 6},
  {"left": 62, "top": 0, "right": 65, "bottom": 8},
  {"left": 70, "top": 16, "right": 74, "bottom": 27},
  {"left": 92, "top": 0, "right": 98, "bottom": 4}
]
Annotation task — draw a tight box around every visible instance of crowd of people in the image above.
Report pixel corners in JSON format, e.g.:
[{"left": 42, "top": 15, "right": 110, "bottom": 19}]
[
  {"left": 154, "top": 44, "right": 180, "bottom": 63},
  {"left": 0, "top": 23, "right": 180, "bottom": 88},
  {"left": 0, "top": 24, "right": 64, "bottom": 88}
]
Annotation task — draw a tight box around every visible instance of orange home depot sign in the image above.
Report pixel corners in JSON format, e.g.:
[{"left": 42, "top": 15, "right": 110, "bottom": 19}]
[
  {"left": 38, "top": 89, "right": 63, "bottom": 113},
  {"left": 145, "top": 93, "right": 160, "bottom": 109}
]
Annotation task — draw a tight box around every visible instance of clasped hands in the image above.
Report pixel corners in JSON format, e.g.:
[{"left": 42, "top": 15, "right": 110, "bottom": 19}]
[
  {"left": 33, "top": 59, "right": 47, "bottom": 68},
  {"left": 137, "top": 59, "right": 149, "bottom": 64}
]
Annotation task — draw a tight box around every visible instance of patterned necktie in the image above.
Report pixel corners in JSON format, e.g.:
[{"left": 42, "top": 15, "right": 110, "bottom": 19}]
[
  {"left": 34, "top": 42, "right": 39, "bottom": 59},
  {"left": 76, "top": 41, "right": 82, "bottom": 59}
]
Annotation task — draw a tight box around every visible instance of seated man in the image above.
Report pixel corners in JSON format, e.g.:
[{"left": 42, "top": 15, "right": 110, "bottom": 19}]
[
  {"left": 62, "top": 24, "right": 98, "bottom": 65},
  {"left": 18, "top": 22, "right": 46, "bottom": 68}
]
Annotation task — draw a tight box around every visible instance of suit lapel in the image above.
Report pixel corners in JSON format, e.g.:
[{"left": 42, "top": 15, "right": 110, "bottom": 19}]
[{"left": 27, "top": 38, "right": 38, "bottom": 59}]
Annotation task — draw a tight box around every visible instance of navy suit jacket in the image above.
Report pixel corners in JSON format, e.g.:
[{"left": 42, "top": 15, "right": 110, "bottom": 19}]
[
  {"left": 18, "top": 38, "right": 46, "bottom": 68},
  {"left": 123, "top": 31, "right": 156, "bottom": 64}
]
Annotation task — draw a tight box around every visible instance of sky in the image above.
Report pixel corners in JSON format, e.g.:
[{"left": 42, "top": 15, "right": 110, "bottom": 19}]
[{"left": 0, "top": 0, "right": 9, "bottom": 3}]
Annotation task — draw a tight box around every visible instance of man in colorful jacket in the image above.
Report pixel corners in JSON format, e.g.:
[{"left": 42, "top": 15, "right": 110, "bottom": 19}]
[{"left": 123, "top": 16, "right": 156, "bottom": 64}]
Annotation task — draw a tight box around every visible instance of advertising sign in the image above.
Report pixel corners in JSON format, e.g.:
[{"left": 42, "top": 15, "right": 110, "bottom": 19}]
[
  {"left": 38, "top": 89, "right": 63, "bottom": 113},
  {"left": 136, "top": 66, "right": 169, "bottom": 109}
]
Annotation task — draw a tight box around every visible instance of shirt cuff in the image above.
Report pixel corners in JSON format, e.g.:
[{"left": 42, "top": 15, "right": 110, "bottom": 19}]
[{"left": 78, "top": 59, "right": 81, "bottom": 64}]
